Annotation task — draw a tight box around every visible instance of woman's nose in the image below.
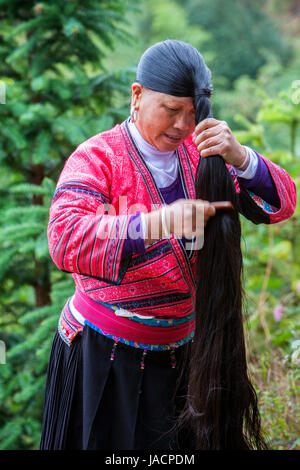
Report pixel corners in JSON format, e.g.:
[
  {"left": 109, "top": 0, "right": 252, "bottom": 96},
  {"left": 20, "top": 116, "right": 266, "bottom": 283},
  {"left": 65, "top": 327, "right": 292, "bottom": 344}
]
[{"left": 173, "top": 113, "right": 192, "bottom": 131}]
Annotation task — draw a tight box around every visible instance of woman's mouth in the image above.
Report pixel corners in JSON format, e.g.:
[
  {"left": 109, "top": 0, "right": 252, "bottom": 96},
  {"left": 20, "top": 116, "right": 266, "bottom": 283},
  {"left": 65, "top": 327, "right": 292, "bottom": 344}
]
[{"left": 164, "top": 133, "right": 182, "bottom": 143}]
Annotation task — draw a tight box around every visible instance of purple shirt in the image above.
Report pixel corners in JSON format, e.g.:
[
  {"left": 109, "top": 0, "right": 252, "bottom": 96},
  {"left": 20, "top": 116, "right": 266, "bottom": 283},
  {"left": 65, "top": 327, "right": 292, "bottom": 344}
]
[
  {"left": 121, "top": 154, "right": 280, "bottom": 259},
  {"left": 237, "top": 151, "right": 280, "bottom": 208}
]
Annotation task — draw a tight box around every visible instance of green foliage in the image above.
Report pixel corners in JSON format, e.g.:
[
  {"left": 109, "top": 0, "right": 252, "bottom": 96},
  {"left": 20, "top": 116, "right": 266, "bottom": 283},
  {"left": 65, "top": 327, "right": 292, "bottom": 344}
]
[
  {"left": 140, "top": 0, "right": 211, "bottom": 53},
  {"left": 0, "top": 276, "right": 75, "bottom": 449},
  {"left": 177, "top": 0, "right": 291, "bottom": 83},
  {"left": 249, "top": 349, "right": 300, "bottom": 450},
  {"left": 0, "top": 0, "right": 299, "bottom": 451},
  {"left": 234, "top": 75, "right": 300, "bottom": 448},
  {"left": 0, "top": 0, "right": 140, "bottom": 450}
]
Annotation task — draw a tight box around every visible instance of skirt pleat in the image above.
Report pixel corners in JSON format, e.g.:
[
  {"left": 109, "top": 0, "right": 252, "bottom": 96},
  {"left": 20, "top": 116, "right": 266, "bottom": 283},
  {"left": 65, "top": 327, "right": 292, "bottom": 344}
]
[
  {"left": 40, "top": 324, "right": 193, "bottom": 450},
  {"left": 40, "top": 330, "right": 83, "bottom": 449}
]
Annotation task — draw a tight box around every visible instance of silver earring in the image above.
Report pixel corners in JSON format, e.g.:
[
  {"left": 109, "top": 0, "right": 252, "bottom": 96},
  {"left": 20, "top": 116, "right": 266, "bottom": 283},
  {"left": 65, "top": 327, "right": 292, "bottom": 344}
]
[{"left": 130, "top": 105, "right": 137, "bottom": 122}]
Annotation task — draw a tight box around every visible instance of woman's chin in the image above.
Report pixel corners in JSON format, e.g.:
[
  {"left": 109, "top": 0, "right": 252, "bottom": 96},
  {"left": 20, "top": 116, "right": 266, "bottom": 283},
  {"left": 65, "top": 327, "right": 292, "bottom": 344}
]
[{"left": 157, "top": 134, "right": 183, "bottom": 151}]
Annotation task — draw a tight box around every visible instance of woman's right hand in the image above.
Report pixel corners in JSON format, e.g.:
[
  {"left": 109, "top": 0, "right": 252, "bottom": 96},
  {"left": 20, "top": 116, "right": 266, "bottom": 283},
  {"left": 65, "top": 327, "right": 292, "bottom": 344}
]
[
  {"left": 166, "top": 198, "right": 216, "bottom": 237},
  {"left": 144, "top": 198, "right": 216, "bottom": 244}
]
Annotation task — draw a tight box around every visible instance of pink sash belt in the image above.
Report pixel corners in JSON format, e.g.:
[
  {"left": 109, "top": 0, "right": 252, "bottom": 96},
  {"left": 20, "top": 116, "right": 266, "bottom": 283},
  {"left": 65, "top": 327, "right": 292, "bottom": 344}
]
[{"left": 73, "top": 288, "right": 195, "bottom": 345}]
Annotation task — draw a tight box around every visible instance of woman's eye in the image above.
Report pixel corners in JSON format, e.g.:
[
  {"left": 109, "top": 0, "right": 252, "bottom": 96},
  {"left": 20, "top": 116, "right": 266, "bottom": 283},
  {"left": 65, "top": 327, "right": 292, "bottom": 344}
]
[{"left": 166, "top": 107, "right": 177, "bottom": 112}]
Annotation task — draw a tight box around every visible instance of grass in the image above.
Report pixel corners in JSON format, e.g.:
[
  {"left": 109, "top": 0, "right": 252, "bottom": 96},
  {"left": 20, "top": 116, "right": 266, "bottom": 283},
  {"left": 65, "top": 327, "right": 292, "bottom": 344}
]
[{"left": 248, "top": 346, "right": 300, "bottom": 450}]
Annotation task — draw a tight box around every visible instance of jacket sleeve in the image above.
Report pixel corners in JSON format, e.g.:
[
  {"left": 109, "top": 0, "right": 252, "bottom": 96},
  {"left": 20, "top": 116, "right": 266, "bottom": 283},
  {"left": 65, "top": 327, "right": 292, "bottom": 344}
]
[
  {"left": 228, "top": 153, "right": 297, "bottom": 225},
  {"left": 47, "top": 144, "right": 132, "bottom": 285}
]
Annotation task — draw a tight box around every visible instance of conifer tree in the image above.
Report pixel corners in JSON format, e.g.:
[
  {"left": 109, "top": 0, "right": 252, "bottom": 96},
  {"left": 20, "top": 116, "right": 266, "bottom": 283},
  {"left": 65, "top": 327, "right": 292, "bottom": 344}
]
[
  {"left": 177, "top": 0, "right": 290, "bottom": 84},
  {"left": 0, "top": 0, "right": 138, "bottom": 449}
]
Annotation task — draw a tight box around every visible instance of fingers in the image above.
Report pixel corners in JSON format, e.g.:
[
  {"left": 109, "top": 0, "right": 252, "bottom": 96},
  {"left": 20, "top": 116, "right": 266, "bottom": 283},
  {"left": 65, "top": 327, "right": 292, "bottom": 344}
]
[
  {"left": 195, "top": 118, "right": 219, "bottom": 134},
  {"left": 195, "top": 199, "right": 234, "bottom": 224},
  {"left": 164, "top": 199, "right": 234, "bottom": 239},
  {"left": 199, "top": 143, "right": 222, "bottom": 157},
  {"left": 193, "top": 126, "right": 220, "bottom": 148},
  {"left": 195, "top": 199, "right": 233, "bottom": 209},
  {"left": 193, "top": 124, "right": 222, "bottom": 157},
  {"left": 193, "top": 200, "right": 214, "bottom": 229},
  {"left": 202, "top": 201, "right": 216, "bottom": 217},
  {"left": 211, "top": 201, "right": 234, "bottom": 210},
  {"left": 193, "top": 119, "right": 232, "bottom": 160}
]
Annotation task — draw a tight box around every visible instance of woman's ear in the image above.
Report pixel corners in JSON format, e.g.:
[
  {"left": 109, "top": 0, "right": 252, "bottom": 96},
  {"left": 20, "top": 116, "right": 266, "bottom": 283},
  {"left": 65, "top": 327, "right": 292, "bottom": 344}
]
[{"left": 131, "top": 83, "right": 143, "bottom": 108}]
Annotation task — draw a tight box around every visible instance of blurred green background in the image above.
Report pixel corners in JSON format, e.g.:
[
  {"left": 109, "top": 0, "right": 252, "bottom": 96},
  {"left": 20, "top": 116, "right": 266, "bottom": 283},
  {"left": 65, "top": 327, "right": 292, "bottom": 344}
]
[{"left": 0, "top": 0, "right": 299, "bottom": 450}]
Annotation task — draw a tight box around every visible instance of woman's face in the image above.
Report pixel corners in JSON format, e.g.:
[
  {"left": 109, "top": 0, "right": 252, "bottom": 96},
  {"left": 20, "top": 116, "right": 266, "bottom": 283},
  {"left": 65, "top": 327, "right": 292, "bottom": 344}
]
[{"left": 131, "top": 83, "right": 196, "bottom": 152}]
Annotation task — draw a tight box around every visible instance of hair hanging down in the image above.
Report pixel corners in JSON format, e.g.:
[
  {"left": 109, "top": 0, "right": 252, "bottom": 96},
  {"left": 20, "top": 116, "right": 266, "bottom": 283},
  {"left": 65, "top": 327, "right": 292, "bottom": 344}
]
[{"left": 136, "top": 40, "right": 268, "bottom": 449}]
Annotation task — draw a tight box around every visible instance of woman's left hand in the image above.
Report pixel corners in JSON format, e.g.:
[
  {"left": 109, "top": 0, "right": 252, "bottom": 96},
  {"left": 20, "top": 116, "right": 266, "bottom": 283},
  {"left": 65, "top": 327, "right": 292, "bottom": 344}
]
[{"left": 193, "top": 118, "right": 246, "bottom": 168}]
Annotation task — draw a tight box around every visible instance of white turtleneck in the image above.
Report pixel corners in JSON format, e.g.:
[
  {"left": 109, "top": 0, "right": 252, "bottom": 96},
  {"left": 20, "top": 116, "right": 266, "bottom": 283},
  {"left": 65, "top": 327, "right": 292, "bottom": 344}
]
[{"left": 128, "top": 120, "right": 179, "bottom": 188}]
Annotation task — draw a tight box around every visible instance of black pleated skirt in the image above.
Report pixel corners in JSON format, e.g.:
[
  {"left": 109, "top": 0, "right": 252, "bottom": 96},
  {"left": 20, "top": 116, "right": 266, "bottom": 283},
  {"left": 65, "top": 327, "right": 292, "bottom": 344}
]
[{"left": 40, "top": 324, "right": 195, "bottom": 450}]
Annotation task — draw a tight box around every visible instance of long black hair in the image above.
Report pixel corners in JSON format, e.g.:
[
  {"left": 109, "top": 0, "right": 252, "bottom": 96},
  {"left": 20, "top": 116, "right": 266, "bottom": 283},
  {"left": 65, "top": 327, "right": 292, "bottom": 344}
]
[
  {"left": 136, "top": 40, "right": 268, "bottom": 449},
  {"left": 188, "top": 155, "right": 268, "bottom": 449}
]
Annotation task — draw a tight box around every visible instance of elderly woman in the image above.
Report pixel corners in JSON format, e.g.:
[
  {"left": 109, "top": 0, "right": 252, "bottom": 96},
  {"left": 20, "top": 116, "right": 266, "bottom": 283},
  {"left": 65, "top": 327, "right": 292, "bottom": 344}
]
[{"left": 40, "top": 40, "right": 296, "bottom": 450}]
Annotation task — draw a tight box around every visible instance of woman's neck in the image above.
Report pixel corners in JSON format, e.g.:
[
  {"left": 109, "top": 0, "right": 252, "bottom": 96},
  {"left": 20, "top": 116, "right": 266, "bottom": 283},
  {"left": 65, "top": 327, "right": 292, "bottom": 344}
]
[
  {"left": 127, "top": 119, "right": 179, "bottom": 188},
  {"left": 128, "top": 120, "right": 175, "bottom": 162}
]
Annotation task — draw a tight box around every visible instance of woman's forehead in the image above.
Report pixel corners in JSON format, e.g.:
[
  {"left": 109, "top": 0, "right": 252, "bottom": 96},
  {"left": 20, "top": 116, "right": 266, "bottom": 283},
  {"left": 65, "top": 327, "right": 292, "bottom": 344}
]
[{"left": 148, "top": 90, "right": 194, "bottom": 107}]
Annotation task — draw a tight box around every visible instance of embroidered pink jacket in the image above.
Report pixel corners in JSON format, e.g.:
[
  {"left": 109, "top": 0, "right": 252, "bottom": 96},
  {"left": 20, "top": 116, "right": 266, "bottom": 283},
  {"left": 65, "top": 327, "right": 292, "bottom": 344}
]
[{"left": 48, "top": 120, "right": 297, "bottom": 318}]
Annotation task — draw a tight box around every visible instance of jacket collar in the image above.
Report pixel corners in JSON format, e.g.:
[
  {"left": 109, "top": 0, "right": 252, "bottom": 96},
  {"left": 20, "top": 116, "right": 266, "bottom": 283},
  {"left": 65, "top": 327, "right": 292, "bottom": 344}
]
[{"left": 120, "top": 118, "right": 197, "bottom": 296}]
